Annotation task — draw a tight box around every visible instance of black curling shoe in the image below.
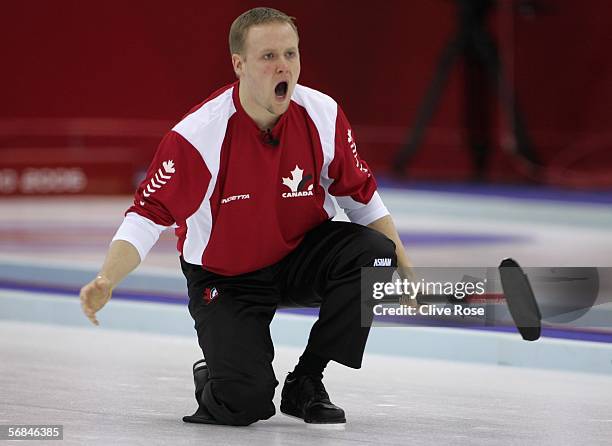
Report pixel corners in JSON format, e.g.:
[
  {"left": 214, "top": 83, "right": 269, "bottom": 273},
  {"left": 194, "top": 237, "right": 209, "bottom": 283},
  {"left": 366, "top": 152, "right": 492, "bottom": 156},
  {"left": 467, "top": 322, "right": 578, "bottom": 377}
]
[
  {"left": 280, "top": 373, "right": 346, "bottom": 424},
  {"left": 182, "top": 359, "right": 219, "bottom": 425}
]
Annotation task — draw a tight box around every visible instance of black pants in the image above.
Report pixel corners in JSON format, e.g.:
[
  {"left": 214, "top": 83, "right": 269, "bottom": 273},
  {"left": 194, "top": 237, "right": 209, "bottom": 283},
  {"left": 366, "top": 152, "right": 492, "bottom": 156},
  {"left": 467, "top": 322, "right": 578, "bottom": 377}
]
[{"left": 181, "top": 220, "right": 397, "bottom": 426}]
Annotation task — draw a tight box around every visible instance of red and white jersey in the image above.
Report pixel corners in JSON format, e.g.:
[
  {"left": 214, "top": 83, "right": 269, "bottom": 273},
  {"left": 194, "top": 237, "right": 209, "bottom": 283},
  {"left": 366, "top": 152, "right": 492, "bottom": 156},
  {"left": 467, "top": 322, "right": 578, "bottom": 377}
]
[{"left": 113, "top": 82, "right": 389, "bottom": 275}]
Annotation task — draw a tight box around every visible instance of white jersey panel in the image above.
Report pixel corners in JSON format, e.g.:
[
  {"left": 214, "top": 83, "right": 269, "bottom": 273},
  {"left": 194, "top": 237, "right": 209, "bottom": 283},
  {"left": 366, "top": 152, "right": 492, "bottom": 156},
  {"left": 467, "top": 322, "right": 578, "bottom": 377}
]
[
  {"left": 291, "top": 84, "right": 338, "bottom": 220},
  {"left": 172, "top": 87, "right": 237, "bottom": 265}
]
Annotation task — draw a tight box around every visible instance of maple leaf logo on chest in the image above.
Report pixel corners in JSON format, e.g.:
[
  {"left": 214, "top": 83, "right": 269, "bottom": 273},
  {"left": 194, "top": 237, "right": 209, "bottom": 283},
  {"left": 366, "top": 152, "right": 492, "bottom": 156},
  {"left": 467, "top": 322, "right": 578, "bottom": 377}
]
[{"left": 282, "top": 165, "right": 313, "bottom": 192}]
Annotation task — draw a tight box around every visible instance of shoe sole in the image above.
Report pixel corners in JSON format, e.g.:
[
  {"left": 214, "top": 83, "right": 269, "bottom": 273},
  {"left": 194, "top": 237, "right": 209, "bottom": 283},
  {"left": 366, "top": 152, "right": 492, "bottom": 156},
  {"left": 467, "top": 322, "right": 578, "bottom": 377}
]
[
  {"left": 280, "top": 406, "right": 346, "bottom": 424},
  {"left": 182, "top": 414, "right": 220, "bottom": 425}
]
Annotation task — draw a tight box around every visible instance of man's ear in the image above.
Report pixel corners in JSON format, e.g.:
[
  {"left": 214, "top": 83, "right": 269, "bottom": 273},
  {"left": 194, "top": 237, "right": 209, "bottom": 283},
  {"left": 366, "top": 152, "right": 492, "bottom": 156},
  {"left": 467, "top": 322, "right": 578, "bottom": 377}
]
[{"left": 231, "top": 54, "right": 243, "bottom": 78}]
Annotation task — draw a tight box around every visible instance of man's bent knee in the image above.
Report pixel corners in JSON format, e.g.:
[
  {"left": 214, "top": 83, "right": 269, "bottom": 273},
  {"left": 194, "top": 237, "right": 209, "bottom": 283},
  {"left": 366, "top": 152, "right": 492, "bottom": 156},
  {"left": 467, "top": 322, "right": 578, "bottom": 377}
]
[{"left": 203, "top": 379, "right": 277, "bottom": 426}]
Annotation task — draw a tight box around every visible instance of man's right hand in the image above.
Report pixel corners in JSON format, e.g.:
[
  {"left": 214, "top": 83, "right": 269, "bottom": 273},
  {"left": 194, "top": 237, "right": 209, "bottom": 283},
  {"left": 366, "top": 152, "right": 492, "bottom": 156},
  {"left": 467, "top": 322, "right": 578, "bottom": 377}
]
[{"left": 80, "top": 275, "right": 113, "bottom": 326}]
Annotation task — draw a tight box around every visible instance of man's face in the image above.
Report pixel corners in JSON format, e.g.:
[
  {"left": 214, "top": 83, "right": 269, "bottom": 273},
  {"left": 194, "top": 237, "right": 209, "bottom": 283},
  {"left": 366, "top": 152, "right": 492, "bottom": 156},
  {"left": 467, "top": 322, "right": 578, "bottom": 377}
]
[{"left": 233, "top": 21, "right": 300, "bottom": 120}]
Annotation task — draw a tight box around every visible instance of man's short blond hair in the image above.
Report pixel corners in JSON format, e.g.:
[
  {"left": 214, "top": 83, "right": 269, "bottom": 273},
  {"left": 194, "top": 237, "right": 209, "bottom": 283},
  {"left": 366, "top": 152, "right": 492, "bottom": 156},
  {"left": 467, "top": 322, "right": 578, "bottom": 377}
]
[{"left": 229, "top": 7, "right": 298, "bottom": 55}]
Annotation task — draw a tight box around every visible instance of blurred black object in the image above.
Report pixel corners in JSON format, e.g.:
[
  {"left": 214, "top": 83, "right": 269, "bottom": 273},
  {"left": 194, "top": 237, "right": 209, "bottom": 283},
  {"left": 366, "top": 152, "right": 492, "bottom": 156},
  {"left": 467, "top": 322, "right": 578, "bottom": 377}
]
[
  {"left": 499, "top": 258, "right": 542, "bottom": 341},
  {"left": 394, "top": 0, "right": 541, "bottom": 180}
]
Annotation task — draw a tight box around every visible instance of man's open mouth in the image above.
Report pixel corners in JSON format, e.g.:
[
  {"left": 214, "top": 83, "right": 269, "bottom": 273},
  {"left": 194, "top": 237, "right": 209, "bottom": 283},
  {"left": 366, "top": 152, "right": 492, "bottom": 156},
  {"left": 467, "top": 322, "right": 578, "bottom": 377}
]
[{"left": 275, "top": 81, "right": 288, "bottom": 99}]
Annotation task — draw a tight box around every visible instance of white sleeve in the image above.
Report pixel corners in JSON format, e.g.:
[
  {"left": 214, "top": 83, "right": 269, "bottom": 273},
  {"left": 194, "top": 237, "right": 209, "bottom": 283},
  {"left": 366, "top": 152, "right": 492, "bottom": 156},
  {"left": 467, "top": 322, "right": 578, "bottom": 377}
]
[
  {"left": 336, "top": 191, "right": 389, "bottom": 226},
  {"left": 111, "top": 212, "right": 169, "bottom": 261}
]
